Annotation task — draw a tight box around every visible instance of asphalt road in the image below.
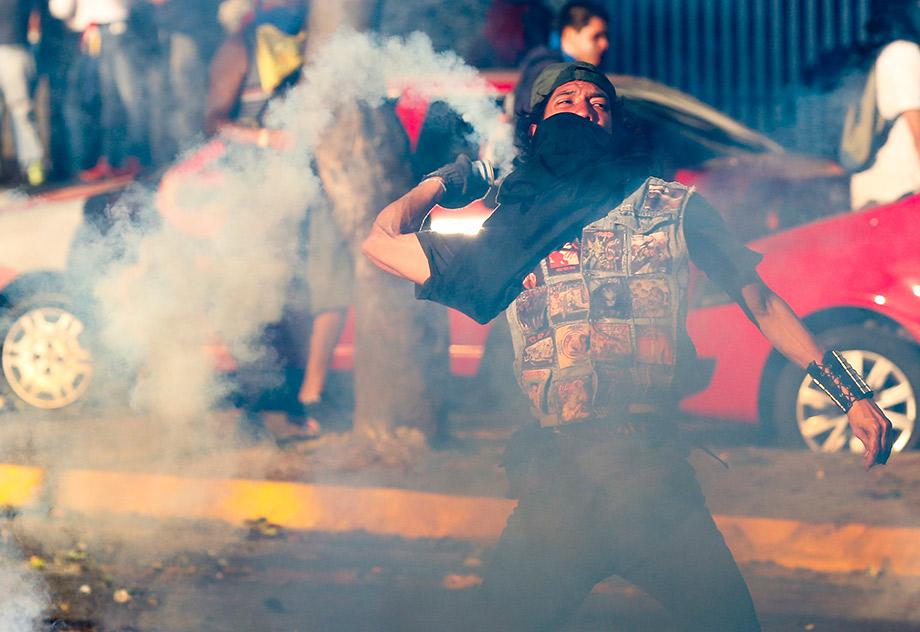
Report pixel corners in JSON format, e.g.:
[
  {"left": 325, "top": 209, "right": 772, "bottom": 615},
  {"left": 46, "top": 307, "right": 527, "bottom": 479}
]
[
  {"left": 0, "top": 408, "right": 918, "bottom": 631},
  {"left": 11, "top": 514, "right": 919, "bottom": 632}
]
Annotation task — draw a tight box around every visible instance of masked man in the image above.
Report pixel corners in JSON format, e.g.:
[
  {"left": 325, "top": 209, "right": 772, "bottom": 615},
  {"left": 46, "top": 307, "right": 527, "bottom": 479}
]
[{"left": 362, "top": 62, "right": 893, "bottom": 631}]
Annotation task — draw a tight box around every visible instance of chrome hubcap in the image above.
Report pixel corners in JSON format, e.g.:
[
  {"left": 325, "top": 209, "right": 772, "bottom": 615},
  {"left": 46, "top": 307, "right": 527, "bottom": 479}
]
[
  {"left": 795, "top": 349, "right": 916, "bottom": 453},
  {"left": 1, "top": 307, "right": 93, "bottom": 409}
]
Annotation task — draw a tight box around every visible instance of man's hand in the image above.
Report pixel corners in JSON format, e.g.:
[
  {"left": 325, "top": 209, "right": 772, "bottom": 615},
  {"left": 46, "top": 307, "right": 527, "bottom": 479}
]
[
  {"left": 425, "top": 154, "right": 494, "bottom": 208},
  {"left": 737, "top": 280, "right": 895, "bottom": 471},
  {"left": 847, "top": 398, "right": 893, "bottom": 470}
]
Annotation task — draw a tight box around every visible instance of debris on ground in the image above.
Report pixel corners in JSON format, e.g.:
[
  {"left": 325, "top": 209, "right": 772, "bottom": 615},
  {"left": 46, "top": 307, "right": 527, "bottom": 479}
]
[
  {"left": 66, "top": 549, "right": 88, "bottom": 562},
  {"left": 302, "top": 426, "right": 431, "bottom": 472},
  {"left": 263, "top": 597, "right": 285, "bottom": 613},
  {"left": 245, "top": 517, "right": 284, "bottom": 539},
  {"left": 462, "top": 554, "right": 483, "bottom": 568},
  {"left": 0, "top": 505, "right": 20, "bottom": 520},
  {"left": 441, "top": 573, "right": 482, "bottom": 590}
]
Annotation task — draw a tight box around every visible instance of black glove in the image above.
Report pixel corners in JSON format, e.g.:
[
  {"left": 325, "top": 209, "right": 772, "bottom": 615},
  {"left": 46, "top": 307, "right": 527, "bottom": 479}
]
[{"left": 424, "top": 154, "right": 495, "bottom": 208}]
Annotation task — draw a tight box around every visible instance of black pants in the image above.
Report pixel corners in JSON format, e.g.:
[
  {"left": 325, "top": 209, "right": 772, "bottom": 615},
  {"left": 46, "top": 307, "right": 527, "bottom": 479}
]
[{"left": 478, "top": 422, "right": 761, "bottom": 631}]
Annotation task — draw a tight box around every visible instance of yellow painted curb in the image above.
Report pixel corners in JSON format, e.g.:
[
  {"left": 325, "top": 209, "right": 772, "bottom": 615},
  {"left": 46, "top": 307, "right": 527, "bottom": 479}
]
[
  {"left": 0, "top": 464, "right": 44, "bottom": 506},
  {"left": 56, "top": 470, "right": 511, "bottom": 541},
  {"left": 714, "top": 515, "right": 920, "bottom": 576},
  {"left": 2, "top": 463, "right": 920, "bottom": 576}
]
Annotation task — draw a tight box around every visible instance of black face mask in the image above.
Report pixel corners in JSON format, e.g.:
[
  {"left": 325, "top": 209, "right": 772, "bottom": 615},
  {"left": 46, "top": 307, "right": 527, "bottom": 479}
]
[
  {"left": 529, "top": 112, "right": 617, "bottom": 178},
  {"left": 500, "top": 111, "right": 647, "bottom": 205}
]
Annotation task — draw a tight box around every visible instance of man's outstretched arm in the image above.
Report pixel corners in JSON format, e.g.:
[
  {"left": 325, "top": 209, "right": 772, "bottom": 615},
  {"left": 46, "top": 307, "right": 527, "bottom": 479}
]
[
  {"left": 738, "top": 279, "right": 893, "bottom": 469},
  {"left": 361, "top": 178, "right": 444, "bottom": 284}
]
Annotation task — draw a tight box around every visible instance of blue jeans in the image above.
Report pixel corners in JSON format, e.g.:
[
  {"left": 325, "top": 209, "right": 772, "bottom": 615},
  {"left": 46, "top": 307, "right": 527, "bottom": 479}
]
[
  {"left": 63, "top": 43, "right": 101, "bottom": 171},
  {"left": 64, "top": 24, "right": 149, "bottom": 171},
  {"left": 147, "top": 30, "right": 208, "bottom": 163},
  {"left": 96, "top": 24, "right": 148, "bottom": 167},
  {"left": 0, "top": 45, "right": 44, "bottom": 169},
  {"left": 166, "top": 31, "right": 207, "bottom": 152}
]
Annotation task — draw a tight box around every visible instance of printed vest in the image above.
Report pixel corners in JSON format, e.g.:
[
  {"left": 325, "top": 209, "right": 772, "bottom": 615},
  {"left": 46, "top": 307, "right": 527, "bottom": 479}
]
[{"left": 506, "top": 177, "right": 692, "bottom": 427}]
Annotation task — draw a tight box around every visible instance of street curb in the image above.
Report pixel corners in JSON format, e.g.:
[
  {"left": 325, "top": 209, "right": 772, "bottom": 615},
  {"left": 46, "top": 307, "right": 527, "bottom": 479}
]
[{"left": 3, "top": 463, "right": 918, "bottom": 576}]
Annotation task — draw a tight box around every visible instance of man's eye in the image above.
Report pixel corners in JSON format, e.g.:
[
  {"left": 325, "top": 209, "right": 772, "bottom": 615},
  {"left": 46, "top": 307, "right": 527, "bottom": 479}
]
[{"left": 592, "top": 101, "right": 609, "bottom": 110}]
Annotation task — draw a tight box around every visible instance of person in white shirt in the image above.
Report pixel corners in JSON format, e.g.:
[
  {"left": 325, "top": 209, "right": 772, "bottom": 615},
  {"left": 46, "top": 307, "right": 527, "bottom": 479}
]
[
  {"left": 49, "top": 0, "right": 149, "bottom": 180},
  {"left": 851, "top": 0, "right": 920, "bottom": 209}
]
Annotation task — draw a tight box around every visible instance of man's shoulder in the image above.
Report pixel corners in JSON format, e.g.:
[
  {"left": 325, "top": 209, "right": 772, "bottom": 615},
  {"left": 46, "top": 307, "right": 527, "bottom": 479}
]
[
  {"left": 877, "top": 39, "right": 920, "bottom": 68},
  {"left": 518, "top": 46, "right": 564, "bottom": 76},
  {"left": 519, "top": 45, "right": 563, "bottom": 65}
]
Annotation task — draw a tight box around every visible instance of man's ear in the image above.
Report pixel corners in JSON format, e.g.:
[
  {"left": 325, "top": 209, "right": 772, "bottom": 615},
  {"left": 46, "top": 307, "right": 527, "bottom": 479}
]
[
  {"left": 529, "top": 122, "right": 538, "bottom": 137},
  {"left": 559, "top": 25, "right": 576, "bottom": 45}
]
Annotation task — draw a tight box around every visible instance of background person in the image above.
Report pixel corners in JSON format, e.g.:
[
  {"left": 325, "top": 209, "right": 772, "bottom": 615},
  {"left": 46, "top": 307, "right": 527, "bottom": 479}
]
[
  {"left": 848, "top": 0, "right": 920, "bottom": 209},
  {"left": 49, "top": 0, "right": 149, "bottom": 181},
  {"left": 204, "top": 0, "right": 304, "bottom": 143},
  {"left": 36, "top": 1, "right": 82, "bottom": 182},
  {"left": 143, "top": 0, "right": 220, "bottom": 163},
  {"left": 511, "top": 0, "right": 609, "bottom": 126},
  {"left": 205, "top": 0, "right": 352, "bottom": 437},
  {"left": 0, "top": 0, "right": 46, "bottom": 186}
]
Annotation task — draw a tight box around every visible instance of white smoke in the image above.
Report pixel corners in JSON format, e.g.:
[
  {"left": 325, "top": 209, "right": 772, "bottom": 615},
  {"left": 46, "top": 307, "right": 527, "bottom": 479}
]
[
  {"left": 0, "top": 541, "right": 47, "bottom": 632},
  {"left": 92, "top": 30, "right": 511, "bottom": 432}
]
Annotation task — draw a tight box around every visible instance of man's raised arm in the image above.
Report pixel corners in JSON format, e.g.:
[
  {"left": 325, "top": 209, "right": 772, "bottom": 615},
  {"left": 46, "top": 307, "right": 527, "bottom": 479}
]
[
  {"left": 361, "top": 178, "right": 444, "bottom": 284},
  {"left": 362, "top": 154, "right": 494, "bottom": 284}
]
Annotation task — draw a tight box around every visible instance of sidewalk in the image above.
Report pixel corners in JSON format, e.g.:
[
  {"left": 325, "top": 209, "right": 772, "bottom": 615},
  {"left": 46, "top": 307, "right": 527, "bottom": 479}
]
[{"left": 2, "top": 411, "right": 920, "bottom": 579}]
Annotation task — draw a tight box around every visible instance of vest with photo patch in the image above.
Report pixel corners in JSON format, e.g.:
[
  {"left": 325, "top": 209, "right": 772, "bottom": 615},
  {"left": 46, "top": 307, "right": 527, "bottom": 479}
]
[{"left": 506, "top": 177, "right": 692, "bottom": 427}]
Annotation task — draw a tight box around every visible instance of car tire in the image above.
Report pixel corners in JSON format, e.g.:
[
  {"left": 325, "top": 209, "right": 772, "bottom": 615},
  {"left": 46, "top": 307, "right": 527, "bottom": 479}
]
[
  {"left": 0, "top": 288, "right": 96, "bottom": 414},
  {"left": 771, "top": 324, "right": 920, "bottom": 453}
]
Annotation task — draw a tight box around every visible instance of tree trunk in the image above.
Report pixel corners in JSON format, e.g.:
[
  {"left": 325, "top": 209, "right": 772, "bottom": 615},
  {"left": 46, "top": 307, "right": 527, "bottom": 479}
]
[{"left": 307, "top": 2, "right": 449, "bottom": 440}]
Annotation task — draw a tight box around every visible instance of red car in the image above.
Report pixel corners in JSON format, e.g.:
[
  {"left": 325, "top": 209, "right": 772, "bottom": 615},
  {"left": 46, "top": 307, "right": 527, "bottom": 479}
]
[
  {"left": 683, "top": 194, "right": 920, "bottom": 453},
  {"left": 1, "top": 73, "right": 914, "bottom": 456}
]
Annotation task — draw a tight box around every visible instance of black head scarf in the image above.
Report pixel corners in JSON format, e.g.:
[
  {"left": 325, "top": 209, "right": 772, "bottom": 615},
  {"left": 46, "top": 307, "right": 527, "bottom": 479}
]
[{"left": 424, "top": 113, "right": 649, "bottom": 324}]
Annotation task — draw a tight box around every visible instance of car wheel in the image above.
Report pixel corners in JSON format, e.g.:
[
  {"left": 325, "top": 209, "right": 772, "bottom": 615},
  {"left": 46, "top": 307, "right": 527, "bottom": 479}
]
[
  {"left": 771, "top": 325, "right": 920, "bottom": 453},
  {"left": 0, "top": 291, "right": 94, "bottom": 412}
]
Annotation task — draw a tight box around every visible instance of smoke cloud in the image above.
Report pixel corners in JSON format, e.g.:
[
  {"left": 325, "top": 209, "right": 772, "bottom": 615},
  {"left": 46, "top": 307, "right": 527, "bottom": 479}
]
[
  {"left": 89, "top": 29, "right": 511, "bottom": 441},
  {"left": 0, "top": 539, "right": 46, "bottom": 632}
]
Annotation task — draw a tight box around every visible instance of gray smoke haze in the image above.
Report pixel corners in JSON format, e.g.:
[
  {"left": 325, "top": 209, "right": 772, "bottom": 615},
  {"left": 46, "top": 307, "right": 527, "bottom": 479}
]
[
  {"left": 91, "top": 29, "right": 511, "bottom": 442},
  {"left": 0, "top": 30, "right": 513, "bottom": 631},
  {"left": 0, "top": 538, "right": 46, "bottom": 632}
]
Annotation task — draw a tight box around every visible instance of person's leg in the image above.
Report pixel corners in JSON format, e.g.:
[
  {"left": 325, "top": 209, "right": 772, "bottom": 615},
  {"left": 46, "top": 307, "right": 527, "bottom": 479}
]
[
  {"left": 168, "top": 31, "right": 207, "bottom": 152},
  {"left": 477, "top": 440, "right": 612, "bottom": 632},
  {"left": 606, "top": 450, "right": 761, "bottom": 632},
  {"left": 620, "top": 506, "right": 761, "bottom": 632},
  {"left": 144, "top": 33, "right": 173, "bottom": 167},
  {"left": 0, "top": 45, "right": 45, "bottom": 178},
  {"left": 297, "top": 199, "right": 354, "bottom": 422},
  {"left": 64, "top": 51, "right": 97, "bottom": 173},
  {"left": 298, "top": 309, "right": 346, "bottom": 405},
  {"left": 103, "top": 29, "right": 148, "bottom": 167},
  {"left": 96, "top": 33, "right": 124, "bottom": 170},
  {"left": 44, "top": 34, "right": 78, "bottom": 181}
]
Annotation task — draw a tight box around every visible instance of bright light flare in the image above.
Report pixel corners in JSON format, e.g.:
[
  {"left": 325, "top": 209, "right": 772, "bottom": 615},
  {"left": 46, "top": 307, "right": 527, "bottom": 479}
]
[
  {"left": 874, "top": 294, "right": 887, "bottom": 306},
  {"left": 429, "top": 216, "right": 485, "bottom": 236}
]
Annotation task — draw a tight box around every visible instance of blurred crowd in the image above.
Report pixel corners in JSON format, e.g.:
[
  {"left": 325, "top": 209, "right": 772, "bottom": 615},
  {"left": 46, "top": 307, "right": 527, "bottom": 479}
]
[
  {"left": 0, "top": 0, "right": 226, "bottom": 186},
  {"left": 0, "top": 0, "right": 570, "bottom": 188}
]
